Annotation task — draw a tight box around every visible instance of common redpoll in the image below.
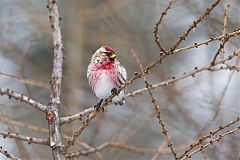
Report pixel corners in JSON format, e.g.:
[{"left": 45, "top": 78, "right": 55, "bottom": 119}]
[{"left": 87, "top": 46, "right": 127, "bottom": 111}]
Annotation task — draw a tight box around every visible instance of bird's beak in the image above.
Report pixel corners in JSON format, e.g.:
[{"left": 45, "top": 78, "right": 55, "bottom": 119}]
[{"left": 109, "top": 53, "right": 117, "bottom": 59}]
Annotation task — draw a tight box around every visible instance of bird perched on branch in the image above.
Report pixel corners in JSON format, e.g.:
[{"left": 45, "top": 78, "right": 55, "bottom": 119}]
[{"left": 87, "top": 46, "right": 127, "bottom": 111}]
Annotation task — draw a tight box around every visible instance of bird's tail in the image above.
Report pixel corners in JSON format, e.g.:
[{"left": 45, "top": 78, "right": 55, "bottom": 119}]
[{"left": 117, "top": 99, "right": 125, "bottom": 105}]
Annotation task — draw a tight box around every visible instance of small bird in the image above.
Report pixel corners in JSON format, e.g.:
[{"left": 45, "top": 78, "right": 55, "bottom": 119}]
[{"left": 87, "top": 46, "right": 127, "bottom": 111}]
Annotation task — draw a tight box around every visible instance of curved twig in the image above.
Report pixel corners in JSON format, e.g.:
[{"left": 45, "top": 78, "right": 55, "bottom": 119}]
[{"left": 154, "top": 0, "right": 174, "bottom": 53}]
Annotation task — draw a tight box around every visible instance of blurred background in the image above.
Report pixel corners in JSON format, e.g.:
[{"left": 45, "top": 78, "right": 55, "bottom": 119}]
[{"left": 0, "top": 0, "right": 239, "bottom": 159}]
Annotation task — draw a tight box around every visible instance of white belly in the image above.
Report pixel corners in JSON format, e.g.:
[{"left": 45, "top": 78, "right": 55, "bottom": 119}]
[{"left": 94, "top": 73, "right": 124, "bottom": 103}]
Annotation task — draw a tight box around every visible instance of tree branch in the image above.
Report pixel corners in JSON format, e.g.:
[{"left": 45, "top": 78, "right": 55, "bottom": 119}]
[
  {"left": 131, "top": 49, "right": 177, "bottom": 159},
  {"left": 126, "top": 49, "right": 240, "bottom": 98},
  {"left": 0, "top": 146, "right": 21, "bottom": 160},
  {"left": 61, "top": 45, "right": 240, "bottom": 125},
  {"left": 220, "top": 0, "right": 231, "bottom": 58},
  {"left": 178, "top": 116, "right": 240, "bottom": 159},
  {"left": 60, "top": 107, "right": 93, "bottom": 124},
  {"left": 47, "top": 0, "right": 65, "bottom": 159},
  {"left": 66, "top": 141, "right": 193, "bottom": 159},
  {"left": 0, "top": 88, "right": 47, "bottom": 112},
  {"left": 62, "top": 48, "right": 239, "bottom": 154},
  {"left": 65, "top": 143, "right": 154, "bottom": 159},
  {"left": 61, "top": 1, "right": 229, "bottom": 153},
  {"left": 0, "top": 72, "right": 49, "bottom": 89},
  {"left": 0, "top": 116, "right": 97, "bottom": 153},
  {"left": 170, "top": 0, "right": 220, "bottom": 52},
  {"left": 0, "top": 130, "right": 49, "bottom": 145},
  {"left": 180, "top": 127, "right": 240, "bottom": 160},
  {"left": 154, "top": 0, "right": 174, "bottom": 53}
]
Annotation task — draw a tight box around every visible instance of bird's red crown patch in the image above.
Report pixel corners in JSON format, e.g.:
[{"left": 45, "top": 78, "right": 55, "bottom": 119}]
[{"left": 104, "top": 46, "right": 115, "bottom": 53}]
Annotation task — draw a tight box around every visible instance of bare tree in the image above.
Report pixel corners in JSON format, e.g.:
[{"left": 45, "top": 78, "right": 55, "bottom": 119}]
[{"left": 0, "top": 0, "right": 239, "bottom": 160}]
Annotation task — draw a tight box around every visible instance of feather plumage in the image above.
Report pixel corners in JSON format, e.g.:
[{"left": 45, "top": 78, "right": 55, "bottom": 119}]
[{"left": 87, "top": 46, "right": 127, "bottom": 105}]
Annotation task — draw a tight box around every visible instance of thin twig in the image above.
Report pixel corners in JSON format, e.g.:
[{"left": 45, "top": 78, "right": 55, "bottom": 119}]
[
  {"left": 0, "top": 116, "right": 49, "bottom": 132},
  {"left": 0, "top": 146, "right": 20, "bottom": 160},
  {"left": 66, "top": 142, "right": 188, "bottom": 159},
  {"left": 198, "top": 56, "right": 239, "bottom": 135},
  {"left": 173, "top": 29, "right": 239, "bottom": 54},
  {"left": 143, "top": 0, "right": 221, "bottom": 76},
  {"left": 178, "top": 116, "right": 240, "bottom": 159},
  {"left": 60, "top": 108, "right": 91, "bottom": 124},
  {"left": 154, "top": 0, "right": 174, "bottom": 53},
  {"left": 209, "top": 0, "right": 231, "bottom": 65},
  {"left": 0, "top": 130, "right": 49, "bottom": 145},
  {"left": 170, "top": 0, "right": 220, "bottom": 52},
  {"left": 0, "top": 88, "right": 47, "bottom": 112},
  {"left": 0, "top": 116, "right": 99, "bottom": 153},
  {"left": 180, "top": 127, "right": 240, "bottom": 160},
  {"left": 66, "top": 142, "right": 154, "bottom": 158},
  {"left": 220, "top": 0, "right": 231, "bottom": 58},
  {"left": 130, "top": 49, "right": 177, "bottom": 159},
  {"left": 0, "top": 72, "right": 49, "bottom": 89},
  {"left": 126, "top": 66, "right": 226, "bottom": 98},
  {"left": 61, "top": 110, "right": 98, "bottom": 152},
  {"left": 225, "top": 65, "right": 240, "bottom": 71},
  {"left": 126, "top": 49, "right": 240, "bottom": 98},
  {"left": 211, "top": 41, "right": 227, "bottom": 65}
]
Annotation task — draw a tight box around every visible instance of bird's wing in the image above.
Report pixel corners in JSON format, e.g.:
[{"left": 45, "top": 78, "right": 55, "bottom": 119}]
[
  {"left": 87, "top": 62, "right": 92, "bottom": 78},
  {"left": 87, "top": 64, "right": 95, "bottom": 89},
  {"left": 117, "top": 63, "right": 127, "bottom": 87}
]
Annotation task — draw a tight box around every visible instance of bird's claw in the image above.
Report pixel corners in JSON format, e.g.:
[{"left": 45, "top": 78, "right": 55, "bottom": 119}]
[
  {"left": 94, "top": 99, "right": 104, "bottom": 112},
  {"left": 111, "top": 88, "right": 118, "bottom": 95}
]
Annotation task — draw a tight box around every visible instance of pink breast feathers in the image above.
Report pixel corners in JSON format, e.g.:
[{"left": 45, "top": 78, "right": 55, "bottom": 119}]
[
  {"left": 95, "top": 61, "right": 115, "bottom": 70},
  {"left": 89, "top": 63, "right": 118, "bottom": 91}
]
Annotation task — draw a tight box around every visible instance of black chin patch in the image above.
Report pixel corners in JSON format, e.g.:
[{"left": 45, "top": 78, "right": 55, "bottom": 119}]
[{"left": 109, "top": 58, "right": 115, "bottom": 61}]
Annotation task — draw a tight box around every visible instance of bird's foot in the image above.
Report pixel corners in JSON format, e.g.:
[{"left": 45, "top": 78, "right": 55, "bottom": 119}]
[
  {"left": 111, "top": 88, "right": 118, "bottom": 95},
  {"left": 94, "top": 99, "right": 104, "bottom": 112}
]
